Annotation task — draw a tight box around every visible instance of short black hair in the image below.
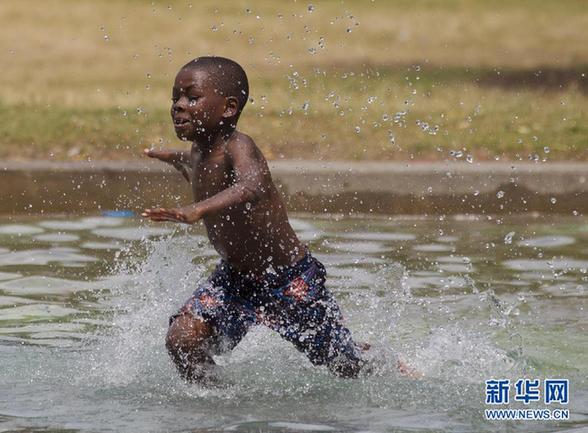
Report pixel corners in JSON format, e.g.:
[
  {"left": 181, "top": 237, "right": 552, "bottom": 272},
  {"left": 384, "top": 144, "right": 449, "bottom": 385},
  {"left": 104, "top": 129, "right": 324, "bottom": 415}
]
[{"left": 182, "top": 56, "right": 249, "bottom": 117}]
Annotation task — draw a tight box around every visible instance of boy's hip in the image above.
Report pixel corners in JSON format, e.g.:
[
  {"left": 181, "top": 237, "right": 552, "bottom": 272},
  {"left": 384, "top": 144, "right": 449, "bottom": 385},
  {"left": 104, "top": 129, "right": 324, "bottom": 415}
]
[{"left": 211, "top": 250, "right": 326, "bottom": 301}]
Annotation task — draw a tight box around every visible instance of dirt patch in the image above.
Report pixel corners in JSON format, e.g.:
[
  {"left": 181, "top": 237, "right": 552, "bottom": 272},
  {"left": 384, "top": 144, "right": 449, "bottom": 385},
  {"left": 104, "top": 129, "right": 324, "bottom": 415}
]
[{"left": 477, "top": 66, "right": 587, "bottom": 92}]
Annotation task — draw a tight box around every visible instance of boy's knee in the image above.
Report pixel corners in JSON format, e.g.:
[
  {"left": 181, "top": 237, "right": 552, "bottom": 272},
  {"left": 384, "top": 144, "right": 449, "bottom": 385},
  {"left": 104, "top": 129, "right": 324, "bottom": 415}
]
[{"left": 166, "top": 314, "right": 214, "bottom": 355}]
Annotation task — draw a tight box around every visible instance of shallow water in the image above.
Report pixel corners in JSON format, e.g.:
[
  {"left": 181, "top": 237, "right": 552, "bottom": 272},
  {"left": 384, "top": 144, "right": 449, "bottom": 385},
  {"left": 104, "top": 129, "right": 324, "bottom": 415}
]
[{"left": 0, "top": 214, "right": 586, "bottom": 433}]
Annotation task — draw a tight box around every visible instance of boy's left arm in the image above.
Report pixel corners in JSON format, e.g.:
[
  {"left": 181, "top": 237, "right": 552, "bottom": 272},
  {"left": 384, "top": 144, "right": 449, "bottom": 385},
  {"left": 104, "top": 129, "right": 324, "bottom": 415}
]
[{"left": 142, "top": 136, "right": 270, "bottom": 224}]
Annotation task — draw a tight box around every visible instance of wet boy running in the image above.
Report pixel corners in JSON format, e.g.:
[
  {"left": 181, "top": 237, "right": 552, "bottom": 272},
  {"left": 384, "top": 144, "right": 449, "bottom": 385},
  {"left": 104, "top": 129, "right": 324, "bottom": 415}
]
[{"left": 142, "top": 57, "right": 369, "bottom": 382}]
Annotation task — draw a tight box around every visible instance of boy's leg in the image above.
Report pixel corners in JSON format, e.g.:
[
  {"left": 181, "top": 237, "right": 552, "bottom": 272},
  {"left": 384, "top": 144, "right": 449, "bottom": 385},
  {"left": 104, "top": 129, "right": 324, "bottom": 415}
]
[
  {"left": 166, "top": 314, "right": 218, "bottom": 381},
  {"left": 263, "top": 257, "right": 367, "bottom": 378},
  {"left": 167, "top": 265, "right": 254, "bottom": 382}
]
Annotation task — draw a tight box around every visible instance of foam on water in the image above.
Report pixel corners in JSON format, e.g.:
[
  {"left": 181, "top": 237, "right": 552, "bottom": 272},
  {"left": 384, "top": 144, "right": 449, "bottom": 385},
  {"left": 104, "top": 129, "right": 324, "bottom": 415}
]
[
  {"left": 0, "top": 224, "right": 44, "bottom": 235},
  {"left": 82, "top": 232, "right": 207, "bottom": 388},
  {"left": 72, "top": 233, "right": 521, "bottom": 420}
]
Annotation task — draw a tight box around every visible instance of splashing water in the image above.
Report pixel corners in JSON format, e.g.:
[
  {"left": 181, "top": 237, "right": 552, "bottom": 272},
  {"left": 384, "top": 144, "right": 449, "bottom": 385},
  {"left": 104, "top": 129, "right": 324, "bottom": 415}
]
[
  {"left": 83, "top": 232, "right": 208, "bottom": 388},
  {"left": 1, "top": 215, "right": 586, "bottom": 432},
  {"left": 75, "top": 232, "right": 520, "bottom": 412}
]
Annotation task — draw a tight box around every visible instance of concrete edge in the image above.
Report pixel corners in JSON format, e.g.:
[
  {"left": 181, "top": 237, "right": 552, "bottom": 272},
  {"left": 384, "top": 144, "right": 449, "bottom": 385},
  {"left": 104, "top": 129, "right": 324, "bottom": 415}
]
[{"left": 1, "top": 160, "right": 587, "bottom": 215}]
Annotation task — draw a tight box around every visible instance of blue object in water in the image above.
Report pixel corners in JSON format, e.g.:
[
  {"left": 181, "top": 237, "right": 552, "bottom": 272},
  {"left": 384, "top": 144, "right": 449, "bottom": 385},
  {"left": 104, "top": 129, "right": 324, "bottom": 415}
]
[{"left": 101, "top": 210, "right": 135, "bottom": 218}]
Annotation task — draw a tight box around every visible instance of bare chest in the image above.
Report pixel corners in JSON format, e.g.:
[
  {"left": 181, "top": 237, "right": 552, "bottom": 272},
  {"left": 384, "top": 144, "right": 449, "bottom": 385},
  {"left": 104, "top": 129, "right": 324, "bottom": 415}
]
[{"left": 190, "top": 155, "right": 234, "bottom": 201}]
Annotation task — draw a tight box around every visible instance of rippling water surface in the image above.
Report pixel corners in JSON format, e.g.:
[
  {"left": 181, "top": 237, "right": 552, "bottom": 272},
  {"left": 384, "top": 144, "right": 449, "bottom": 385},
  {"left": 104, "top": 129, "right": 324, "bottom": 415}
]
[{"left": 0, "top": 214, "right": 586, "bottom": 433}]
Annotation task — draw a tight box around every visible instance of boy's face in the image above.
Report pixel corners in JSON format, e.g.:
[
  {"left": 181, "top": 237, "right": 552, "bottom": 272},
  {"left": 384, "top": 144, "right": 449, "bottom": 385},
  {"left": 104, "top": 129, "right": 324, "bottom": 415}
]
[{"left": 171, "top": 67, "right": 228, "bottom": 141}]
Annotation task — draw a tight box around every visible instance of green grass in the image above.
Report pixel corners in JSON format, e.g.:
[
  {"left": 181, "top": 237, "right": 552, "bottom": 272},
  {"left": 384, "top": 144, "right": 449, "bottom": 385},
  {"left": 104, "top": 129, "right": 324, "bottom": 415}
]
[{"left": 0, "top": 0, "right": 586, "bottom": 161}]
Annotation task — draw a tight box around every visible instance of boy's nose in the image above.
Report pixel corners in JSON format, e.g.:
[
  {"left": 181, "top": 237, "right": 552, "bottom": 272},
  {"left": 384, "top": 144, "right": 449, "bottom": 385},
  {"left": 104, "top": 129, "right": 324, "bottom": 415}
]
[{"left": 173, "top": 96, "right": 188, "bottom": 110}]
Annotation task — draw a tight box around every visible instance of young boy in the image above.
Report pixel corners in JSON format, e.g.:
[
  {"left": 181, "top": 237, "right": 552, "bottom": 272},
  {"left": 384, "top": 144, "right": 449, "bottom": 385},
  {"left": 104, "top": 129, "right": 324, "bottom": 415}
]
[{"left": 142, "top": 56, "right": 370, "bottom": 382}]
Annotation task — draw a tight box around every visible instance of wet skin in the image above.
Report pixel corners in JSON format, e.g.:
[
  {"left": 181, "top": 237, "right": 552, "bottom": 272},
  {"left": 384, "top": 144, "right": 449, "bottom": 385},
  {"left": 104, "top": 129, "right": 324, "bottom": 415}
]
[
  {"left": 143, "top": 67, "right": 305, "bottom": 276},
  {"left": 142, "top": 65, "right": 419, "bottom": 382},
  {"left": 142, "top": 66, "right": 307, "bottom": 381}
]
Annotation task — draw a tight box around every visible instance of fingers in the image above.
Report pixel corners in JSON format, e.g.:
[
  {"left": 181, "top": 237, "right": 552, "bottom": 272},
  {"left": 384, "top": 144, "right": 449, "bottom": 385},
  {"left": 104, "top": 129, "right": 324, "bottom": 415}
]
[
  {"left": 144, "top": 215, "right": 173, "bottom": 222},
  {"left": 143, "top": 148, "right": 172, "bottom": 162},
  {"left": 142, "top": 208, "right": 175, "bottom": 218},
  {"left": 141, "top": 208, "right": 187, "bottom": 223},
  {"left": 142, "top": 208, "right": 173, "bottom": 221},
  {"left": 143, "top": 148, "right": 156, "bottom": 158}
]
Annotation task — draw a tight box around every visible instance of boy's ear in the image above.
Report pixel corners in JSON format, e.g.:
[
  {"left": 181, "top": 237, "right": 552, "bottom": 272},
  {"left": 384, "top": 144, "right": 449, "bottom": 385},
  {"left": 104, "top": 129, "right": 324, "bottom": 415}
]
[{"left": 222, "top": 96, "right": 239, "bottom": 118}]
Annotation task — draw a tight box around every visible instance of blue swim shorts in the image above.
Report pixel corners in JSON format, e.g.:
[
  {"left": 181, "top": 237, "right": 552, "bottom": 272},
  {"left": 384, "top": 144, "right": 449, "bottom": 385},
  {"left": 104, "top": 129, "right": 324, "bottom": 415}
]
[{"left": 170, "top": 253, "right": 366, "bottom": 376}]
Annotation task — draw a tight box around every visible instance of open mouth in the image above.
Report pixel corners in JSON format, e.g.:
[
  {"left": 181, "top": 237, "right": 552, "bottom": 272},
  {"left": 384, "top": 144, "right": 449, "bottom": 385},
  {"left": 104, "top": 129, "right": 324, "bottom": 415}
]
[{"left": 173, "top": 118, "right": 191, "bottom": 127}]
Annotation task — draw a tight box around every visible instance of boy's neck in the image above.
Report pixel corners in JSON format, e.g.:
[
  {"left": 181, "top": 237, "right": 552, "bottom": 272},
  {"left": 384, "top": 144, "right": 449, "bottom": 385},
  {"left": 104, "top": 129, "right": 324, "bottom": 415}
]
[{"left": 192, "top": 125, "right": 236, "bottom": 156}]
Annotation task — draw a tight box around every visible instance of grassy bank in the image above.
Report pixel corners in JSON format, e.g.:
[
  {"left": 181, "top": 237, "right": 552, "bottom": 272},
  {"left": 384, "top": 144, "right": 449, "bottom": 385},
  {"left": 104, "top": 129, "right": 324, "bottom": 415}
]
[{"left": 0, "top": 0, "right": 586, "bottom": 161}]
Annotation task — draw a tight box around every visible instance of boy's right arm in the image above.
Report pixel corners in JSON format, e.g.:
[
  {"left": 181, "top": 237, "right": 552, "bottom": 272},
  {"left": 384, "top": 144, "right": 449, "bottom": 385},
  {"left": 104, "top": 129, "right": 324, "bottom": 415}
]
[{"left": 143, "top": 148, "right": 191, "bottom": 183}]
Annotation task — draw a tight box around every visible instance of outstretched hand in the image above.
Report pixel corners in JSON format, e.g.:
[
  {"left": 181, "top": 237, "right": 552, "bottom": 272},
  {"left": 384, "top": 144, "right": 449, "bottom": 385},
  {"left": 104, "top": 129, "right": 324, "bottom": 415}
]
[
  {"left": 143, "top": 148, "right": 176, "bottom": 163},
  {"left": 143, "top": 148, "right": 191, "bottom": 183},
  {"left": 141, "top": 205, "right": 202, "bottom": 224}
]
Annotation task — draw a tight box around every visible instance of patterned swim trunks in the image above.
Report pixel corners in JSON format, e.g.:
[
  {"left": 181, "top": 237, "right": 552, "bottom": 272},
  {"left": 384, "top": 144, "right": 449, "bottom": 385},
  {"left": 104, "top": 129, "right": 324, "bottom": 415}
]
[{"left": 170, "top": 253, "right": 366, "bottom": 377}]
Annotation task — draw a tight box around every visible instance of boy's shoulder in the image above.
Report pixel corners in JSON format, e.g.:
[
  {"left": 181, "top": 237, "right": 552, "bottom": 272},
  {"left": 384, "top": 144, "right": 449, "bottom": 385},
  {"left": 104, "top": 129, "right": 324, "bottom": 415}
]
[{"left": 224, "top": 131, "right": 264, "bottom": 163}]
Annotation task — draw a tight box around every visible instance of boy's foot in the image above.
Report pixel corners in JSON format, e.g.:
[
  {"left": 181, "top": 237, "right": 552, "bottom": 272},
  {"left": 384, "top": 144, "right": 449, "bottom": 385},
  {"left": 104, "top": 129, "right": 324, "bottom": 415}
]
[
  {"left": 192, "top": 372, "right": 231, "bottom": 389},
  {"left": 358, "top": 344, "right": 423, "bottom": 378},
  {"left": 357, "top": 341, "right": 371, "bottom": 352},
  {"left": 396, "top": 357, "right": 423, "bottom": 379}
]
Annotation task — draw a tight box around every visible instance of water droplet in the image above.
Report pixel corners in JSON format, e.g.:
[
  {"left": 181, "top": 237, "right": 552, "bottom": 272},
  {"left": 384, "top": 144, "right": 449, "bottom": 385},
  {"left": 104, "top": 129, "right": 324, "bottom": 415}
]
[
  {"left": 307, "top": 4, "right": 315, "bottom": 12},
  {"left": 211, "top": 25, "right": 218, "bottom": 32},
  {"left": 381, "top": 130, "right": 393, "bottom": 146},
  {"left": 504, "top": 231, "right": 515, "bottom": 244},
  {"left": 308, "top": 47, "right": 317, "bottom": 55},
  {"left": 543, "top": 146, "right": 550, "bottom": 154},
  {"left": 393, "top": 110, "right": 408, "bottom": 127},
  {"left": 550, "top": 197, "right": 557, "bottom": 204},
  {"left": 354, "top": 126, "right": 361, "bottom": 134},
  {"left": 302, "top": 101, "right": 310, "bottom": 112},
  {"left": 496, "top": 190, "right": 505, "bottom": 199}
]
